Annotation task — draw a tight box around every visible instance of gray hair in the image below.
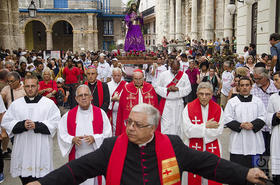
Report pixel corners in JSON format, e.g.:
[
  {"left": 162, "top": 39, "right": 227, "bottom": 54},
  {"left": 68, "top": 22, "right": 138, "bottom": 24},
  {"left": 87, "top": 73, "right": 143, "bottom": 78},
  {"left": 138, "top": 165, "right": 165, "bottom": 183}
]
[
  {"left": 253, "top": 67, "right": 270, "bottom": 79},
  {"left": 5, "top": 61, "right": 14, "bottom": 67},
  {"left": 112, "top": 67, "right": 122, "bottom": 74},
  {"left": 197, "top": 82, "right": 213, "bottom": 93},
  {"left": 7, "top": 71, "right": 20, "bottom": 81},
  {"left": 223, "top": 61, "right": 231, "bottom": 67},
  {"left": 75, "top": 84, "right": 92, "bottom": 97},
  {"left": 131, "top": 103, "right": 160, "bottom": 128}
]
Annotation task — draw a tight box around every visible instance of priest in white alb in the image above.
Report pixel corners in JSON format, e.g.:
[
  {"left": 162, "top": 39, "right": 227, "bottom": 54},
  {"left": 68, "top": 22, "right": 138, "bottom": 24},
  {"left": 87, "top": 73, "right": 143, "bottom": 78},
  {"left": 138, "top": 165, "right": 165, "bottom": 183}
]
[
  {"left": 223, "top": 76, "right": 266, "bottom": 185},
  {"left": 1, "top": 75, "right": 60, "bottom": 185},
  {"left": 155, "top": 60, "right": 191, "bottom": 134},
  {"left": 267, "top": 71, "right": 280, "bottom": 184},
  {"left": 180, "top": 82, "right": 224, "bottom": 185},
  {"left": 107, "top": 68, "right": 126, "bottom": 136},
  {"left": 58, "top": 85, "right": 112, "bottom": 185}
]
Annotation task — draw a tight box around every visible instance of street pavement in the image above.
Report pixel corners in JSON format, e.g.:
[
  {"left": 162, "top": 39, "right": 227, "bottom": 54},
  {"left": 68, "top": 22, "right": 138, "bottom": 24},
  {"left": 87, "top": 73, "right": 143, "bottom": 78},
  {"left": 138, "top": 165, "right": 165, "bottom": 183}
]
[{"left": 1, "top": 128, "right": 231, "bottom": 185}]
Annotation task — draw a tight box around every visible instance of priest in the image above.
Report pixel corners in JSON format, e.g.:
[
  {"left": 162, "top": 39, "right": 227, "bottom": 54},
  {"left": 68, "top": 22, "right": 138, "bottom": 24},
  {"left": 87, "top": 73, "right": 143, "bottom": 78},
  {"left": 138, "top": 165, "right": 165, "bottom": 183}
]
[
  {"left": 180, "top": 82, "right": 224, "bottom": 185},
  {"left": 155, "top": 60, "right": 191, "bottom": 134},
  {"left": 107, "top": 68, "right": 126, "bottom": 136},
  {"left": 223, "top": 76, "right": 267, "bottom": 185},
  {"left": 115, "top": 69, "right": 158, "bottom": 136},
  {"left": 85, "top": 66, "right": 110, "bottom": 112},
  {"left": 267, "top": 71, "right": 280, "bottom": 184},
  {"left": 1, "top": 75, "right": 60, "bottom": 185},
  {"left": 58, "top": 84, "right": 112, "bottom": 185},
  {"left": 27, "top": 103, "right": 267, "bottom": 185}
]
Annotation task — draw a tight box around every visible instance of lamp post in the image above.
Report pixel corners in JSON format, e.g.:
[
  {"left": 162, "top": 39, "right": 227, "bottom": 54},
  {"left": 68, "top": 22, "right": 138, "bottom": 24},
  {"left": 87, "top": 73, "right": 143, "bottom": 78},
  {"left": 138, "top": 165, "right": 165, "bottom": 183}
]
[{"left": 28, "top": 0, "right": 37, "bottom": 18}]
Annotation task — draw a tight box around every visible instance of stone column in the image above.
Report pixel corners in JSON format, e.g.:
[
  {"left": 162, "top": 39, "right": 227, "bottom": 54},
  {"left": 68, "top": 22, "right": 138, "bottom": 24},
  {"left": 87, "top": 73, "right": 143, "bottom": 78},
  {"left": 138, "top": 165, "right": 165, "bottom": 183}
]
[
  {"left": 175, "top": 0, "right": 182, "bottom": 40},
  {"left": 0, "top": 0, "right": 11, "bottom": 49},
  {"left": 46, "top": 30, "right": 53, "bottom": 50},
  {"left": 73, "top": 30, "right": 80, "bottom": 52},
  {"left": 205, "top": 0, "right": 214, "bottom": 40},
  {"left": 185, "top": 1, "right": 191, "bottom": 37},
  {"left": 155, "top": 0, "right": 168, "bottom": 45},
  {"left": 87, "top": 14, "right": 94, "bottom": 51},
  {"left": 191, "top": 0, "right": 198, "bottom": 40},
  {"left": 93, "top": 14, "right": 99, "bottom": 51},
  {"left": 20, "top": 30, "right": 25, "bottom": 49},
  {"left": 11, "top": 0, "right": 20, "bottom": 48},
  {"left": 224, "top": 0, "right": 233, "bottom": 40},
  {"left": 169, "top": 0, "right": 175, "bottom": 40}
]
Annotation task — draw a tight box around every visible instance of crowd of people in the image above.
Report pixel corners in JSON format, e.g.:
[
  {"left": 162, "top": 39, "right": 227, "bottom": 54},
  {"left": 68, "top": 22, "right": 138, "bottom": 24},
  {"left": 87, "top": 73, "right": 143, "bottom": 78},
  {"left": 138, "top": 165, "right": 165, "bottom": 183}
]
[{"left": 0, "top": 32, "right": 279, "bottom": 185}]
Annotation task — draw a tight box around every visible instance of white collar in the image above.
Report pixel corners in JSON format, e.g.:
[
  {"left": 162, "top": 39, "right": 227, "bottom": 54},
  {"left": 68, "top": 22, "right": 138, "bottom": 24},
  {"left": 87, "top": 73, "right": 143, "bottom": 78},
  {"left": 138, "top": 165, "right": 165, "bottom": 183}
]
[{"left": 138, "top": 134, "right": 154, "bottom": 147}]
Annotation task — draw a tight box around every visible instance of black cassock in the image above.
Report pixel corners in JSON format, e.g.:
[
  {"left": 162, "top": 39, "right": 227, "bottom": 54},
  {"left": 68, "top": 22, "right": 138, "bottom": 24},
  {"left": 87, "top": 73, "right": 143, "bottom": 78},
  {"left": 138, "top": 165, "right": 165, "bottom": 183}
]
[
  {"left": 39, "top": 135, "right": 249, "bottom": 185},
  {"left": 88, "top": 82, "right": 110, "bottom": 112}
]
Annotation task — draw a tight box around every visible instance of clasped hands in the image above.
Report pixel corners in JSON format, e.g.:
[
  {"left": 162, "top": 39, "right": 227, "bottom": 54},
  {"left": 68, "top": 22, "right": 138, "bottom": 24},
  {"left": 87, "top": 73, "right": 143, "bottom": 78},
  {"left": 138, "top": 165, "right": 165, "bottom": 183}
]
[
  {"left": 240, "top": 122, "right": 253, "bottom": 130},
  {"left": 206, "top": 118, "right": 219, "bottom": 129},
  {"left": 72, "top": 135, "right": 95, "bottom": 146},
  {"left": 167, "top": 85, "right": 179, "bottom": 92},
  {"left": 25, "top": 120, "right": 35, "bottom": 130}
]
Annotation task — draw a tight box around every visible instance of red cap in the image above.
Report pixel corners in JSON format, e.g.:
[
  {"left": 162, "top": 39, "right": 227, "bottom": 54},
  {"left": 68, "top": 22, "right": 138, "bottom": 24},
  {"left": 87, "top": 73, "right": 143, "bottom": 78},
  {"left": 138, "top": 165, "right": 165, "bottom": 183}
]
[{"left": 133, "top": 69, "right": 143, "bottom": 73}]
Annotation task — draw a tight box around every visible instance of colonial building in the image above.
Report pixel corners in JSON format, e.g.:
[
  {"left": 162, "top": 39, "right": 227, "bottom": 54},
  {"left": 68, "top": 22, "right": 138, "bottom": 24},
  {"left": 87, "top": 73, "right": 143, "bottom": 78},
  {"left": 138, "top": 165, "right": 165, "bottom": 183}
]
[
  {"left": 0, "top": 0, "right": 21, "bottom": 50},
  {"left": 18, "top": 0, "right": 125, "bottom": 52},
  {"left": 141, "top": 0, "right": 280, "bottom": 55}
]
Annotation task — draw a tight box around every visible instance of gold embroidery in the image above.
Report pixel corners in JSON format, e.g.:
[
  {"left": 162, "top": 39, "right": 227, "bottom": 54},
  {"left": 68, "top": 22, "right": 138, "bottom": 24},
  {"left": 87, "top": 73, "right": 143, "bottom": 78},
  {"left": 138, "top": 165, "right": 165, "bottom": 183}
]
[{"left": 162, "top": 157, "right": 180, "bottom": 185}]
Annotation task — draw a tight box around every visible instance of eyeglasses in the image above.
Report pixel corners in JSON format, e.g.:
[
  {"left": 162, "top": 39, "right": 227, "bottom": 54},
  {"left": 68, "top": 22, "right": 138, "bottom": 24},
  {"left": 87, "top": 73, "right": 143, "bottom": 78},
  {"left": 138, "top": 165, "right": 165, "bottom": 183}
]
[
  {"left": 7, "top": 80, "right": 17, "bottom": 84},
  {"left": 76, "top": 93, "right": 90, "bottom": 98},
  {"left": 124, "top": 119, "right": 151, "bottom": 129}
]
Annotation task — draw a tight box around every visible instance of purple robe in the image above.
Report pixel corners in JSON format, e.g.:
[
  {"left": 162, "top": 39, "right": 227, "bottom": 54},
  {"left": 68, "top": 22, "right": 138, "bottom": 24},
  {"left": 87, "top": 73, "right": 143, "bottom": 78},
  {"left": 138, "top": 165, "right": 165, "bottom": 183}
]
[{"left": 124, "top": 11, "right": 146, "bottom": 52}]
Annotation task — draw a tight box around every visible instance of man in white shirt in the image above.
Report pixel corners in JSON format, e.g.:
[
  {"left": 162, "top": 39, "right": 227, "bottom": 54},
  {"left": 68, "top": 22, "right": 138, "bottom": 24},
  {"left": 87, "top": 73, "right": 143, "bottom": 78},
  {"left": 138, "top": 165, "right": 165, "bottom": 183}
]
[
  {"left": 223, "top": 76, "right": 266, "bottom": 185},
  {"left": 220, "top": 61, "right": 234, "bottom": 109},
  {"left": 58, "top": 85, "right": 112, "bottom": 185},
  {"left": 179, "top": 54, "right": 189, "bottom": 73},
  {"left": 267, "top": 71, "right": 280, "bottom": 184},
  {"left": 151, "top": 57, "right": 167, "bottom": 86},
  {"left": 2, "top": 75, "right": 60, "bottom": 184},
  {"left": 97, "top": 55, "right": 111, "bottom": 83},
  {"left": 107, "top": 68, "right": 126, "bottom": 135}
]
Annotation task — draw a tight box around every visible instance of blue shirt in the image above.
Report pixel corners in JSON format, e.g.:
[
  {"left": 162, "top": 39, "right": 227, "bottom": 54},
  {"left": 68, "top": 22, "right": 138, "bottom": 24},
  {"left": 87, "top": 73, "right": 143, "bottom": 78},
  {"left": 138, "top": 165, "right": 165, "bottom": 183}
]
[{"left": 271, "top": 42, "right": 280, "bottom": 70}]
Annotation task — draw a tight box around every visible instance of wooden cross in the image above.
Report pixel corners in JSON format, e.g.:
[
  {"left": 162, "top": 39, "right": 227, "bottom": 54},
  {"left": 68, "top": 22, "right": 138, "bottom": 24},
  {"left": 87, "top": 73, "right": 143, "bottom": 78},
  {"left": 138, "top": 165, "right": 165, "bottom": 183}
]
[
  {"left": 208, "top": 143, "right": 217, "bottom": 153},
  {"left": 192, "top": 116, "right": 201, "bottom": 124},
  {"left": 163, "top": 169, "right": 172, "bottom": 176},
  {"left": 191, "top": 143, "right": 201, "bottom": 150}
]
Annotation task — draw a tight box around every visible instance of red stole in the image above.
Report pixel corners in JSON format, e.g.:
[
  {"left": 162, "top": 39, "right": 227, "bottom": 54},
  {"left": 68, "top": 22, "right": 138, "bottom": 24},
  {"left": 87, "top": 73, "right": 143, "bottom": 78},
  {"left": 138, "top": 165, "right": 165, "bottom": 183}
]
[
  {"left": 115, "top": 82, "right": 158, "bottom": 136},
  {"left": 67, "top": 105, "right": 104, "bottom": 185},
  {"left": 158, "top": 71, "right": 184, "bottom": 115},
  {"left": 106, "top": 131, "right": 181, "bottom": 185},
  {"left": 107, "top": 80, "right": 126, "bottom": 130},
  {"left": 85, "top": 80, "right": 104, "bottom": 108},
  {"left": 187, "top": 99, "right": 222, "bottom": 185}
]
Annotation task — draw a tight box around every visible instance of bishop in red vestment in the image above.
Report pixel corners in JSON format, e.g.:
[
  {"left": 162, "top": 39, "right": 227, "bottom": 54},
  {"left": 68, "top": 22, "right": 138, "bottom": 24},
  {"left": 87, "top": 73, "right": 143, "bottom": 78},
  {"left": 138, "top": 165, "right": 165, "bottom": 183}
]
[{"left": 115, "top": 69, "right": 158, "bottom": 136}]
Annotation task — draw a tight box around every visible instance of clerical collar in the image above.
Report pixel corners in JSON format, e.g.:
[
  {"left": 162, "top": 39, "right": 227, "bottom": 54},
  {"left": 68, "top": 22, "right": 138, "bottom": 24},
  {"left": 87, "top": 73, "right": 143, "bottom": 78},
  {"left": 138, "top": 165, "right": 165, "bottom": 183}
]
[
  {"left": 24, "top": 95, "right": 42, "bottom": 103},
  {"left": 237, "top": 94, "right": 252, "bottom": 102},
  {"left": 138, "top": 134, "right": 154, "bottom": 147},
  {"left": 89, "top": 81, "right": 97, "bottom": 85}
]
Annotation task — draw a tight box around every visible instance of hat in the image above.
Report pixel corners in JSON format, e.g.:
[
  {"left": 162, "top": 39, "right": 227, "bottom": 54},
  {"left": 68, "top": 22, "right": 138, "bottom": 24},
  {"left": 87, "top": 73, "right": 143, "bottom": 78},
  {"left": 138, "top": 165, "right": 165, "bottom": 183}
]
[
  {"left": 133, "top": 69, "right": 143, "bottom": 74},
  {"left": 112, "top": 58, "right": 118, "bottom": 61},
  {"left": 56, "top": 77, "right": 64, "bottom": 83}
]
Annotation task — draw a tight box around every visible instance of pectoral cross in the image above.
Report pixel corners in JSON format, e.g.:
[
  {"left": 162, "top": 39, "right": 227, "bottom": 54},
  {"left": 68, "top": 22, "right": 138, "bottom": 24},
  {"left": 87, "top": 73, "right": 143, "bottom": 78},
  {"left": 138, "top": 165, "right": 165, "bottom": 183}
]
[
  {"left": 192, "top": 116, "right": 201, "bottom": 124},
  {"left": 208, "top": 143, "right": 217, "bottom": 153},
  {"left": 144, "top": 93, "right": 153, "bottom": 104},
  {"left": 191, "top": 143, "right": 201, "bottom": 150}
]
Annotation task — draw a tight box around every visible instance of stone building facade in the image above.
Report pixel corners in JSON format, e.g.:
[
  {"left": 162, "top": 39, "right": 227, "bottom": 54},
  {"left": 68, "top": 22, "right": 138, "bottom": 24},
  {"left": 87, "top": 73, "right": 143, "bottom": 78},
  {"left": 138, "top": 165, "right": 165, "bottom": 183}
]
[
  {"left": 0, "top": 0, "right": 21, "bottom": 50},
  {"left": 18, "top": 0, "right": 125, "bottom": 52}
]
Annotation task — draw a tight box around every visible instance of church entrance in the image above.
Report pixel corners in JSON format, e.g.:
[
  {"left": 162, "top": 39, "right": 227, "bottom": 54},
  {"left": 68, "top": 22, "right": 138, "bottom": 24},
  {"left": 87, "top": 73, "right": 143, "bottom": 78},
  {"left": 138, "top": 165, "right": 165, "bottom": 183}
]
[
  {"left": 25, "top": 20, "right": 46, "bottom": 51},
  {"left": 52, "top": 21, "right": 73, "bottom": 51}
]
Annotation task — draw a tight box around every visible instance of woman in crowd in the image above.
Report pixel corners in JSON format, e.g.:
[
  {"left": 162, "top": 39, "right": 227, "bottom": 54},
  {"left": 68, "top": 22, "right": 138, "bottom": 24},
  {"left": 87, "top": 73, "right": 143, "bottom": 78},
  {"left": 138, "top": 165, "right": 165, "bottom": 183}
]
[
  {"left": 38, "top": 68, "right": 58, "bottom": 104},
  {"left": 245, "top": 55, "right": 255, "bottom": 74}
]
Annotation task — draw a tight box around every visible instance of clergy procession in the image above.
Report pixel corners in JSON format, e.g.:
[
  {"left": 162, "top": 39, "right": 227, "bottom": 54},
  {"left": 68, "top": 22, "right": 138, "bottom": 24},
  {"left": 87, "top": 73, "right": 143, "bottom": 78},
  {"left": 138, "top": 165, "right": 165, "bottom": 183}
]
[{"left": 0, "top": 31, "right": 280, "bottom": 185}]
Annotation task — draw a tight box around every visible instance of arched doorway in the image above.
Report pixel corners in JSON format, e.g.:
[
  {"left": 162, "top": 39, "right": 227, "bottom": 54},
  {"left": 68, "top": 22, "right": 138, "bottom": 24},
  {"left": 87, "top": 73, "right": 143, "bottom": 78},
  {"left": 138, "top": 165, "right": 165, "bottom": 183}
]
[
  {"left": 25, "top": 20, "right": 46, "bottom": 51},
  {"left": 52, "top": 21, "right": 73, "bottom": 51}
]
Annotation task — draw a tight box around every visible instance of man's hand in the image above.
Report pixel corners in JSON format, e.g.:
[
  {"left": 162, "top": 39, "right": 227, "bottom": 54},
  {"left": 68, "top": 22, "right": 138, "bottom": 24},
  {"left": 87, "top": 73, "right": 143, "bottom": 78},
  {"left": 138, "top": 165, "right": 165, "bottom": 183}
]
[
  {"left": 46, "top": 93, "right": 53, "bottom": 98},
  {"left": 27, "top": 181, "right": 41, "bottom": 185},
  {"left": 45, "top": 88, "right": 53, "bottom": 92},
  {"left": 112, "top": 93, "right": 120, "bottom": 102},
  {"left": 72, "top": 136, "right": 83, "bottom": 146},
  {"left": 206, "top": 118, "right": 219, "bottom": 129},
  {"left": 241, "top": 122, "right": 253, "bottom": 130},
  {"left": 246, "top": 168, "right": 267, "bottom": 185},
  {"left": 25, "top": 120, "right": 35, "bottom": 130},
  {"left": 168, "top": 86, "right": 179, "bottom": 92},
  {"left": 84, "top": 135, "right": 95, "bottom": 145}
]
